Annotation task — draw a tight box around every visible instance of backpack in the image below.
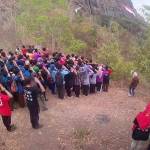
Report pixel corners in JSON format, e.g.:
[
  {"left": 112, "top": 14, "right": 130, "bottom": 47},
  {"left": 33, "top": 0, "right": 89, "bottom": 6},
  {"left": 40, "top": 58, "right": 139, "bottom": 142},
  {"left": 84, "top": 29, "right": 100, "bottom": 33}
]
[
  {"left": 23, "top": 69, "right": 31, "bottom": 78},
  {"left": 55, "top": 71, "right": 63, "bottom": 87},
  {"left": 11, "top": 80, "right": 17, "bottom": 93},
  {"left": 132, "top": 118, "right": 150, "bottom": 141}
]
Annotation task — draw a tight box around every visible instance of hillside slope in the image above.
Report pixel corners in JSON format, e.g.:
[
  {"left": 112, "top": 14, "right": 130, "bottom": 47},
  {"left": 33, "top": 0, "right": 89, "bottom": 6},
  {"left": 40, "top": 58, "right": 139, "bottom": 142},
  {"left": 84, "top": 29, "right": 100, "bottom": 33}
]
[{"left": 0, "top": 87, "right": 148, "bottom": 150}]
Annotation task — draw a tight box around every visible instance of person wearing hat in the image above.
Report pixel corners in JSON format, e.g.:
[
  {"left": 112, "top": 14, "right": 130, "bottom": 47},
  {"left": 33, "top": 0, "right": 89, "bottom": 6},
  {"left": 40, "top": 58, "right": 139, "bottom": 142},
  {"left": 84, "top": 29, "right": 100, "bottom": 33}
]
[{"left": 128, "top": 72, "right": 139, "bottom": 97}]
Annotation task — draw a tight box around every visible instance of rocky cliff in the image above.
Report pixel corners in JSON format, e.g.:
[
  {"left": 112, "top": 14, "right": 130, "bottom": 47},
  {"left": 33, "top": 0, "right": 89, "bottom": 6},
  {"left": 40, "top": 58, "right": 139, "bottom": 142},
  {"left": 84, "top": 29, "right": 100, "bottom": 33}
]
[{"left": 70, "top": 0, "right": 146, "bottom": 31}]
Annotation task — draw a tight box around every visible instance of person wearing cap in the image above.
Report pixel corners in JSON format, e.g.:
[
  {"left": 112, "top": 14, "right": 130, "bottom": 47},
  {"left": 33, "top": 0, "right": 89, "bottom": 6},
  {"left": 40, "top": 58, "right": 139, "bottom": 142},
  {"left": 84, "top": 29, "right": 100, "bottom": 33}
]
[
  {"left": 128, "top": 72, "right": 139, "bottom": 97},
  {"left": 0, "top": 84, "right": 16, "bottom": 132}
]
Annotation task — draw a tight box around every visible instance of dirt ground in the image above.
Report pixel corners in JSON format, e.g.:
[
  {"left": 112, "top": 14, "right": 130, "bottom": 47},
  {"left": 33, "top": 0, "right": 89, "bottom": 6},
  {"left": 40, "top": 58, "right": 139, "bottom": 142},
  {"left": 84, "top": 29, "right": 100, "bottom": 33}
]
[{"left": 0, "top": 87, "right": 149, "bottom": 150}]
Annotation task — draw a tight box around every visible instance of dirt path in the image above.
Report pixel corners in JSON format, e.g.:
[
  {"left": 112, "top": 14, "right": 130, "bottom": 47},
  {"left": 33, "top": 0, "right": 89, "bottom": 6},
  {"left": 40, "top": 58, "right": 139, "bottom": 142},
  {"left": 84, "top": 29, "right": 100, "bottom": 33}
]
[{"left": 0, "top": 87, "right": 148, "bottom": 150}]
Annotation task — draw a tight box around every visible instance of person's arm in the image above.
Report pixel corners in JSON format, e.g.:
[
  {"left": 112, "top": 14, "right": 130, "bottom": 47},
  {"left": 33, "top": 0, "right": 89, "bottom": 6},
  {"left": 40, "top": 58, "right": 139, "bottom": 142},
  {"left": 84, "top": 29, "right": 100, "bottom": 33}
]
[
  {"left": 34, "top": 77, "right": 45, "bottom": 93},
  {"left": 43, "top": 66, "right": 50, "bottom": 75},
  {"left": 0, "top": 84, "right": 13, "bottom": 98},
  {"left": 4, "top": 65, "right": 10, "bottom": 77},
  {"left": 19, "top": 70, "right": 25, "bottom": 80}
]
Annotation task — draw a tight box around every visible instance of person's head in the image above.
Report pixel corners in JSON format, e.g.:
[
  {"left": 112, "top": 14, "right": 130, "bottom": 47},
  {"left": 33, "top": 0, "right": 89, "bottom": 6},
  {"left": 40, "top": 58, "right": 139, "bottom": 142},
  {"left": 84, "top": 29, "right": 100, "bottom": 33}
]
[
  {"left": 1, "top": 52, "right": 6, "bottom": 57},
  {"left": 12, "top": 66, "right": 20, "bottom": 75},
  {"left": 133, "top": 72, "right": 138, "bottom": 78},
  {"left": 24, "top": 78, "right": 32, "bottom": 86},
  {"left": 18, "top": 54, "right": 23, "bottom": 60},
  {"left": 0, "top": 49, "right": 3, "bottom": 53},
  {"left": 81, "top": 56, "right": 84, "bottom": 60},
  {"left": 78, "top": 59, "right": 82, "bottom": 66},
  {"left": 75, "top": 55, "right": 78, "bottom": 60},
  {"left": 56, "top": 63, "right": 62, "bottom": 70},
  {"left": 24, "top": 65, "right": 30, "bottom": 70},
  {"left": 66, "top": 55, "right": 70, "bottom": 60},
  {"left": 89, "top": 59, "right": 92, "bottom": 63},
  {"left": 42, "top": 48, "right": 46, "bottom": 51},
  {"left": 76, "top": 66, "right": 80, "bottom": 71},
  {"left": 34, "top": 48, "right": 38, "bottom": 52},
  {"left": 28, "top": 45, "right": 31, "bottom": 49},
  {"left": 71, "top": 54, "right": 75, "bottom": 57},
  {"left": 22, "top": 45, "right": 25, "bottom": 48},
  {"left": 105, "top": 65, "right": 109, "bottom": 70}
]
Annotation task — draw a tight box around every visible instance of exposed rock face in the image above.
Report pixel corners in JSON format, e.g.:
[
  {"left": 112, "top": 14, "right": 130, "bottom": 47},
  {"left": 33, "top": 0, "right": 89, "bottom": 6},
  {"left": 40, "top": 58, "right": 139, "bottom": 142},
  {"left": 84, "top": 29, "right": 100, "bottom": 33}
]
[{"left": 71, "top": 0, "right": 145, "bottom": 31}]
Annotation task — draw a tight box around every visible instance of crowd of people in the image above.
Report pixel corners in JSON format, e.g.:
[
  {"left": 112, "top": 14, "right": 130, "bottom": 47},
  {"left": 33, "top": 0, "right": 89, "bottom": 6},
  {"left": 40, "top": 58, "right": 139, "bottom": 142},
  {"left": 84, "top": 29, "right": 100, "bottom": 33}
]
[
  {"left": 0, "top": 45, "right": 112, "bottom": 131},
  {"left": 0, "top": 45, "right": 150, "bottom": 150}
]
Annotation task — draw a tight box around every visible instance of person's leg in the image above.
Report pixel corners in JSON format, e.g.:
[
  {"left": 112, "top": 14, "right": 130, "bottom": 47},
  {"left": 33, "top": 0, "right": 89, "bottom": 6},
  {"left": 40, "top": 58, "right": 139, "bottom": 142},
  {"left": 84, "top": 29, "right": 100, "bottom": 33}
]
[
  {"left": 129, "top": 86, "right": 133, "bottom": 96},
  {"left": 82, "top": 85, "right": 86, "bottom": 95},
  {"left": 90, "top": 84, "right": 92, "bottom": 93},
  {"left": 75, "top": 85, "right": 80, "bottom": 97},
  {"left": 1, "top": 116, "right": 11, "bottom": 131},
  {"left": 132, "top": 87, "right": 136, "bottom": 96},
  {"left": 68, "top": 88, "right": 72, "bottom": 97},
  {"left": 131, "top": 139, "right": 138, "bottom": 150},
  {"left": 18, "top": 94, "right": 25, "bottom": 108},
  {"left": 38, "top": 94, "right": 48, "bottom": 111},
  {"left": 103, "top": 83, "right": 106, "bottom": 91},
  {"left": 59, "top": 86, "right": 65, "bottom": 99},
  {"left": 51, "top": 83, "right": 56, "bottom": 94},
  {"left": 97, "top": 83, "right": 101, "bottom": 92},
  {"left": 29, "top": 108, "right": 39, "bottom": 128},
  {"left": 93, "top": 84, "right": 96, "bottom": 93},
  {"left": 57, "top": 86, "right": 61, "bottom": 99},
  {"left": 136, "top": 141, "right": 148, "bottom": 150},
  {"left": 66, "top": 87, "right": 71, "bottom": 97},
  {"left": 85, "top": 85, "right": 89, "bottom": 96},
  {"left": 105, "top": 83, "right": 109, "bottom": 92}
]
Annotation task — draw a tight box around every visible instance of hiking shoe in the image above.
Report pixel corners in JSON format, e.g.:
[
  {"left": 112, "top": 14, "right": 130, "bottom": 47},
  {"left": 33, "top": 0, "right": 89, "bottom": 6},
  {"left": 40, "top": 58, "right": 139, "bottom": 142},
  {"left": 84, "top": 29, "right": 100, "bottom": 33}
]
[
  {"left": 33, "top": 124, "right": 43, "bottom": 129},
  {"left": 128, "top": 93, "right": 132, "bottom": 97},
  {"left": 42, "top": 107, "right": 48, "bottom": 111},
  {"left": 8, "top": 125, "right": 17, "bottom": 132}
]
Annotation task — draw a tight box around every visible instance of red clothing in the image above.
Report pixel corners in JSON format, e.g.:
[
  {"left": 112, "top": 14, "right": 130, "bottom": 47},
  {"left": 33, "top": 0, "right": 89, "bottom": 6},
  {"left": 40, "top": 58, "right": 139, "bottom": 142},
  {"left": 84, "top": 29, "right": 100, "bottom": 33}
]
[
  {"left": 22, "top": 48, "right": 27, "bottom": 55},
  {"left": 135, "top": 104, "right": 150, "bottom": 130},
  {"left": 0, "top": 93, "right": 11, "bottom": 116},
  {"left": 108, "top": 69, "right": 113, "bottom": 75}
]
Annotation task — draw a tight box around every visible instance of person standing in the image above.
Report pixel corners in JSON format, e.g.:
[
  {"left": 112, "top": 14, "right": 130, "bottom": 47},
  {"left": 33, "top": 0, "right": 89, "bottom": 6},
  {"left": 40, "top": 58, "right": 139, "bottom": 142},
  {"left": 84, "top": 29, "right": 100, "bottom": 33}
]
[
  {"left": 24, "top": 78, "right": 43, "bottom": 129},
  {"left": 131, "top": 104, "right": 150, "bottom": 150},
  {"left": 80, "top": 64, "right": 93, "bottom": 96},
  {"left": 102, "top": 66, "right": 110, "bottom": 92},
  {"left": 55, "top": 64, "right": 65, "bottom": 99},
  {"left": 0, "top": 84, "right": 16, "bottom": 132},
  {"left": 64, "top": 67, "right": 74, "bottom": 97},
  {"left": 73, "top": 66, "right": 81, "bottom": 98},
  {"left": 90, "top": 70, "right": 97, "bottom": 94},
  {"left": 96, "top": 66, "right": 103, "bottom": 92},
  {"left": 129, "top": 72, "right": 139, "bottom": 97}
]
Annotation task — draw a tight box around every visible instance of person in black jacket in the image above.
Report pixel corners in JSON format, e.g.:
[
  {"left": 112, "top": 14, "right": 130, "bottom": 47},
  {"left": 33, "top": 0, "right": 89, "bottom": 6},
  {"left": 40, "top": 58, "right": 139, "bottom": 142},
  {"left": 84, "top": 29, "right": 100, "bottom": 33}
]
[
  {"left": 24, "top": 78, "right": 43, "bottom": 129},
  {"left": 64, "top": 67, "right": 75, "bottom": 97}
]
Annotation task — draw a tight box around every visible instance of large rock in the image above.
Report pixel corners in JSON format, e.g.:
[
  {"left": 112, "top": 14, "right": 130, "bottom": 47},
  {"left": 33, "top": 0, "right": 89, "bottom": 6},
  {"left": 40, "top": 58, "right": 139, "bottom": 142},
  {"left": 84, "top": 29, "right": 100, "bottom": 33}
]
[{"left": 70, "top": 0, "right": 146, "bottom": 31}]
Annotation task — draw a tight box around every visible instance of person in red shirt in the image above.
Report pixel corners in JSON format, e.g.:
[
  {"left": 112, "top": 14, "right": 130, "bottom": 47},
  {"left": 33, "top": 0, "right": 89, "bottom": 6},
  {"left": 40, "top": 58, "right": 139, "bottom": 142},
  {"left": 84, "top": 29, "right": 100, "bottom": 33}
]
[
  {"left": 0, "top": 84, "right": 16, "bottom": 132},
  {"left": 21, "top": 45, "right": 27, "bottom": 56}
]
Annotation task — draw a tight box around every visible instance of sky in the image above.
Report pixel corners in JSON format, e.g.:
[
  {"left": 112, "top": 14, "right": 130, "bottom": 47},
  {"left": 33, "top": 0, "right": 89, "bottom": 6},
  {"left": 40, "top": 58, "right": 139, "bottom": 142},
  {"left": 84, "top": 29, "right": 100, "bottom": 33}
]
[{"left": 132, "top": 0, "right": 150, "bottom": 10}]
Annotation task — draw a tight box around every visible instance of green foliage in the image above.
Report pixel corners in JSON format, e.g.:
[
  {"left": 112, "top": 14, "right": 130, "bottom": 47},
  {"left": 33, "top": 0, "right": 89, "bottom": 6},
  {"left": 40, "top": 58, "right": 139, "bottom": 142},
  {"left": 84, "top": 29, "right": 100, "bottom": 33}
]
[
  {"left": 96, "top": 40, "right": 134, "bottom": 80},
  {"left": 17, "top": 0, "right": 86, "bottom": 53},
  {"left": 67, "top": 39, "right": 87, "bottom": 53},
  {"left": 16, "top": 1, "right": 150, "bottom": 85}
]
